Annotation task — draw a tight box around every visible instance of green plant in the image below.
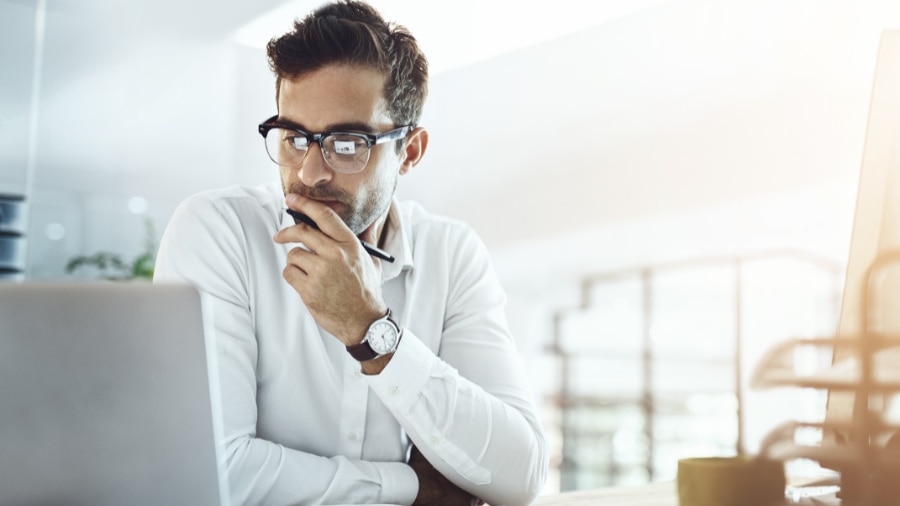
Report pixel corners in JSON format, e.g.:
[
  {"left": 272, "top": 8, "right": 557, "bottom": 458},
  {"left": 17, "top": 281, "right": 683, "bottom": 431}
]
[{"left": 65, "top": 218, "right": 157, "bottom": 281}]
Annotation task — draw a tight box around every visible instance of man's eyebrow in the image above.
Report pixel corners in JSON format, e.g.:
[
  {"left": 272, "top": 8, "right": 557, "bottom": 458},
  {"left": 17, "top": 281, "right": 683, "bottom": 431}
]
[
  {"left": 276, "top": 117, "right": 377, "bottom": 134},
  {"left": 325, "top": 122, "right": 378, "bottom": 134},
  {"left": 274, "top": 116, "right": 306, "bottom": 131}
]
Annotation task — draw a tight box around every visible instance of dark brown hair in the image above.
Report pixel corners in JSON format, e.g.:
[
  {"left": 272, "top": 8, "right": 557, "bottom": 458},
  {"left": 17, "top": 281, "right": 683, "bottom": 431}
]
[{"left": 266, "top": 0, "right": 428, "bottom": 127}]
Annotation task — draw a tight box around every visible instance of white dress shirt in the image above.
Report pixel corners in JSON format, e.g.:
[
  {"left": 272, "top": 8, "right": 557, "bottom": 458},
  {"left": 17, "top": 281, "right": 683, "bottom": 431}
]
[{"left": 154, "top": 182, "right": 548, "bottom": 506}]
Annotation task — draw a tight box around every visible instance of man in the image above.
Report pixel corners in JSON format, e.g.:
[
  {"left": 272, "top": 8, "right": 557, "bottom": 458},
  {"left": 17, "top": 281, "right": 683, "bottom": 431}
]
[{"left": 154, "top": 1, "right": 548, "bottom": 505}]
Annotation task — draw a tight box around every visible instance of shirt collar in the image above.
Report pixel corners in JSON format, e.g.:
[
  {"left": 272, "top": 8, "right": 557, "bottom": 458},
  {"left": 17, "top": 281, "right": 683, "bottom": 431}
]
[{"left": 379, "top": 198, "right": 414, "bottom": 282}]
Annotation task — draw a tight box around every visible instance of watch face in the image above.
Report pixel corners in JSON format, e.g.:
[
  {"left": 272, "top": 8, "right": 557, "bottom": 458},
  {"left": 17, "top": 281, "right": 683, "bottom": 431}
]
[{"left": 367, "top": 321, "right": 398, "bottom": 354}]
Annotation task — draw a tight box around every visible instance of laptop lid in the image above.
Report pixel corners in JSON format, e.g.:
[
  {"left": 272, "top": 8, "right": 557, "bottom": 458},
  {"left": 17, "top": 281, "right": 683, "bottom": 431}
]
[{"left": 0, "top": 283, "right": 229, "bottom": 506}]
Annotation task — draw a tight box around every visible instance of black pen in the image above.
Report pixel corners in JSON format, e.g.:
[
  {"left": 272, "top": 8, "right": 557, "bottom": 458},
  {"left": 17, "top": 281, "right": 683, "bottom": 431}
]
[{"left": 285, "top": 208, "right": 395, "bottom": 263}]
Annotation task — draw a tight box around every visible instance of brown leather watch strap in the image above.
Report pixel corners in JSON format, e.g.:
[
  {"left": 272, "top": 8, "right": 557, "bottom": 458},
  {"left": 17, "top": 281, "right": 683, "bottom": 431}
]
[{"left": 346, "top": 338, "right": 380, "bottom": 361}]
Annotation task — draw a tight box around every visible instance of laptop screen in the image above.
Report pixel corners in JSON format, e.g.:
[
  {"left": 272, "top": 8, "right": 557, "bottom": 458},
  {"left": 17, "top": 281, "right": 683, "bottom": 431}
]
[{"left": 0, "top": 283, "right": 229, "bottom": 506}]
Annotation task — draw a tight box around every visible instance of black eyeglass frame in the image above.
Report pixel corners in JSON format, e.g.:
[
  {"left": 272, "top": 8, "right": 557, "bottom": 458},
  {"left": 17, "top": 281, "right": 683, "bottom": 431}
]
[{"left": 258, "top": 115, "right": 412, "bottom": 169}]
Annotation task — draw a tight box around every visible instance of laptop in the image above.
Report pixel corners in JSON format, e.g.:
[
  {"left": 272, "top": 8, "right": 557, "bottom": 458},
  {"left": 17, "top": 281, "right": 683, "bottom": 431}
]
[{"left": 0, "top": 283, "right": 230, "bottom": 506}]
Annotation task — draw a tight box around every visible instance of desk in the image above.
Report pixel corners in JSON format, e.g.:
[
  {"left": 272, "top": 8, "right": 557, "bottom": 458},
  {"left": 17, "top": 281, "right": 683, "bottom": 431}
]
[
  {"left": 533, "top": 481, "right": 840, "bottom": 506},
  {"left": 534, "top": 481, "right": 677, "bottom": 505}
]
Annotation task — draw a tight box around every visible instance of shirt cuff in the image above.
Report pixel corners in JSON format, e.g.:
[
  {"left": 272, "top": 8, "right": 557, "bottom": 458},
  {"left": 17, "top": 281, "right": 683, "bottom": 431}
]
[
  {"left": 375, "top": 461, "right": 418, "bottom": 505},
  {"left": 365, "top": 329, "right": 437, "bottom": 410}
]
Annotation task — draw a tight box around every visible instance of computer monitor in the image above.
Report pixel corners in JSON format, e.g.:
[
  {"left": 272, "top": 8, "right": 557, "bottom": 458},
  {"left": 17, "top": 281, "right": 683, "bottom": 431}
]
[{"left": 828, "top": 28, "right": 900, "bottom": 425}]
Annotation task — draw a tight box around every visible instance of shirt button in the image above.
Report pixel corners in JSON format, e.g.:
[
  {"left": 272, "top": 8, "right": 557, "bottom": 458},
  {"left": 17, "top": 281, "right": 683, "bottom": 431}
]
[
  {"left": 429, "top": 435, "right": 439, "bottom": 445},
  {"left": 353, "top": 370, "right": 361, "bottom": 378},
  {"left": 348, "top": 433, "right": 357, "bottom": 441},
  {"left": 388, "top": 386, "right": 399, "bottom": 396}
]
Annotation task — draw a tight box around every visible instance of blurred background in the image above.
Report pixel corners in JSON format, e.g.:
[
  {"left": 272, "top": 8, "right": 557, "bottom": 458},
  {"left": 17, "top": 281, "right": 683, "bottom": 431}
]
[{"left": 2, "top": 0, "right": 899, "bottom": 495}]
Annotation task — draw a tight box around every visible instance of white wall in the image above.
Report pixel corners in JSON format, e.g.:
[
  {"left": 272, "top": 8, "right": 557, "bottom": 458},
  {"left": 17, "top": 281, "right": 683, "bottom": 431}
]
[
  {"left": 396, "top": 0, "right": 899, "bottom": 354},
  {"left": 404, "top": 0, "right": 891, "bottom": 251}
]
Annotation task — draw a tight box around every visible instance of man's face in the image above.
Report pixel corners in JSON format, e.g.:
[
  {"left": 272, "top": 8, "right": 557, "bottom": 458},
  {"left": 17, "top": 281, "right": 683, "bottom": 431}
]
[{"left": 276, "top": 65, "right": 403, "bottom": 235}]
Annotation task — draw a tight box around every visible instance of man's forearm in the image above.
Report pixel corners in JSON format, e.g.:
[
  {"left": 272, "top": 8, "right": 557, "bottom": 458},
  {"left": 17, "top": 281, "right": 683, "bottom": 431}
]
[{"left": 224, "top": 435, "right": 417, "bottom": 505}]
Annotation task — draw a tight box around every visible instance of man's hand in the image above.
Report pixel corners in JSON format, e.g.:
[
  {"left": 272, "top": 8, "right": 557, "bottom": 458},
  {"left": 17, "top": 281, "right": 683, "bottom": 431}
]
[
  {"left": 409, "top": 446, "right": 483, "bottom": 506},
  {"left": 273, "top": 193, "right": 386, "bottom": 345}
]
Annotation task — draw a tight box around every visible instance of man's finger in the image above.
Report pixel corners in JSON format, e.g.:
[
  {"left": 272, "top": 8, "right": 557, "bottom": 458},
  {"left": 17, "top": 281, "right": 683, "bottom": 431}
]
[
  {"left": 274, "top": 218, "right": 324, "bottom": 247},
  {"left": 284, "top": 245, "right": 321, "bottom": 277},
  {"left": 285, "top": 193, "right": 356, "bottom": 244}
]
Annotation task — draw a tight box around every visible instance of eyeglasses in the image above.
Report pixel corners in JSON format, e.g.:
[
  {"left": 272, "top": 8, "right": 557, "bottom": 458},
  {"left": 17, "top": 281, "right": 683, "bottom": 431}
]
[{"left": 258, "top": 115, "right": 412, "bottom": 174}]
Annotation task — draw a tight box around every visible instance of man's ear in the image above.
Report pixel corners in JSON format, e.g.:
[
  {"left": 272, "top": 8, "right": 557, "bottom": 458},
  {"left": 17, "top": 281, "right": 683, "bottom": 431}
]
[{"left": 399, "top": 127, "right": 429, "bottom": 175}]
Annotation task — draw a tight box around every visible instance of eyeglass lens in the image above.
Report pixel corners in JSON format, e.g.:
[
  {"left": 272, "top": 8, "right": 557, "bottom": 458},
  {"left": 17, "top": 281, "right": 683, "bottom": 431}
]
[{"left": 264, "top": 128, "right": 370, "bottom": 174}]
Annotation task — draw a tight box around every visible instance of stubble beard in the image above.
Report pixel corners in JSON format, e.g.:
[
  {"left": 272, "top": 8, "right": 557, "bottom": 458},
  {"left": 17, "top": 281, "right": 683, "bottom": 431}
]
[{"left": 284, "top": 173, "right": 397, "bottom": 236}]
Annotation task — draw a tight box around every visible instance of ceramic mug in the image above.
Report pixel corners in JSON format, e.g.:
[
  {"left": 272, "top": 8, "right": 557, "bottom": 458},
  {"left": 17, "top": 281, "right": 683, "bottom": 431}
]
[{"left": 677, "top": 456, "right": 785, "bottom": 506}]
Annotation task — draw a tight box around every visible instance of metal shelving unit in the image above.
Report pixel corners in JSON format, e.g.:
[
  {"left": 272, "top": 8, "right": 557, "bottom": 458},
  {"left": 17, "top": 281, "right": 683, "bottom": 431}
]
[
  {"left": 0, "top": 194, "right": 27, "bottom": 281},
  {"left": 546, "top": 251, "right": 842, "bottom": 491}
]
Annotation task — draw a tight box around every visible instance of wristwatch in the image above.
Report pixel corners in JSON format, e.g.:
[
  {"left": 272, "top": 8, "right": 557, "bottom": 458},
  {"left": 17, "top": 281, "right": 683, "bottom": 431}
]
[{"left": 346, "top": 309, "right": 403, "bottom": 361}]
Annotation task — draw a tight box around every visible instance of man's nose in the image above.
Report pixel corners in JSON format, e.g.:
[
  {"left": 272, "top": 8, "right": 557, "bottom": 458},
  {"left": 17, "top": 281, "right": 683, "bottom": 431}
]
[{"left": 297, "top": 144, "right": 333, "bottom": 187}]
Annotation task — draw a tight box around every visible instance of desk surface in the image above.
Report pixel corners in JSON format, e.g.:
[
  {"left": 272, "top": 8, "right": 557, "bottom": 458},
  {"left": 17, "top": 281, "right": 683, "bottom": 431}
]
[
  {"left": 534, "top": 481, "right": 677, "bottom": 506},
  {"left": 533, "top": 481, "right": 840, "bottom": 506}
]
